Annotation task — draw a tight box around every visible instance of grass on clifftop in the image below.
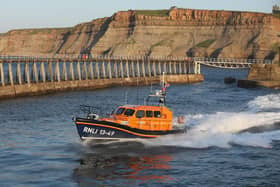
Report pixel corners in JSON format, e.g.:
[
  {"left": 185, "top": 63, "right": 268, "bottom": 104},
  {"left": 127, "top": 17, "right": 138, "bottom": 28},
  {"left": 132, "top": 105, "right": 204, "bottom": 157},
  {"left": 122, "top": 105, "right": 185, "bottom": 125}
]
[
  {"left": 272, "top": 13, "right": 280, "bottom": 19},
  {"left": 196, "top": 39, "right": 216, "bottom": 48},
  {"left": 135, "top": 10, "right": 169, "bottom": 17},
  {"left": 9, "top": 27, "right": 71, "bottom": 35}
]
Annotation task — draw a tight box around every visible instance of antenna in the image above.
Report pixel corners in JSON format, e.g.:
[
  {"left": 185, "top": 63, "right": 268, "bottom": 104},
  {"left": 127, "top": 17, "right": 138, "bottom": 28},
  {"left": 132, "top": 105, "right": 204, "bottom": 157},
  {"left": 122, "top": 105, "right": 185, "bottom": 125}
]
[
  {"left": 137, "top": 77, "right": 139, "bottom": 105},
  {"left": 162, "top": 71, "right": 165, "bottom": 88}
]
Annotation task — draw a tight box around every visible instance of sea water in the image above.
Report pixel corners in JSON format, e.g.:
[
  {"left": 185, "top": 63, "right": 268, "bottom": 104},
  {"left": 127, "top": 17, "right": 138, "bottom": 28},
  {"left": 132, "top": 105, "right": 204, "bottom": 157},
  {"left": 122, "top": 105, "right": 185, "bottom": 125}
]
[{"left": 0, "top": 67, "right": 279, "bottom": 186}]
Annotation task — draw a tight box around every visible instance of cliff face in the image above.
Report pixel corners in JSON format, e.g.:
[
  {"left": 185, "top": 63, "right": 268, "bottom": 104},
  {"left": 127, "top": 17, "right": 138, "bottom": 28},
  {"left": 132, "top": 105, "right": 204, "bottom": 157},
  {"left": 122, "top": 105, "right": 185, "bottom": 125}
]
[
  {"left": 0, "top": 8, "right": 279, "bottom": 61},
  {"left": 0, "top": 28, "right": 69, "bottom": 55},
  {"left": 248, "top": 64, "right": 280, "bottom": 81}
]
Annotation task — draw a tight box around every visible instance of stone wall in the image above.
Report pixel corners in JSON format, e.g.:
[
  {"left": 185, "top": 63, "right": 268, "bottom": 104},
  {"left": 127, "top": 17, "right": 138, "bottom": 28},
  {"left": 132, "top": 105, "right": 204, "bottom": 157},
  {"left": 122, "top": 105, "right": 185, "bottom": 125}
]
[
  {"left": 238, "top": 64, "right": 280, "bottom": 89},
  {"left": 248, "top": 64, "right": 280, "bottom": 81},
  {"left": 0, "top": 74, "right": 204, "bottom": 100}
]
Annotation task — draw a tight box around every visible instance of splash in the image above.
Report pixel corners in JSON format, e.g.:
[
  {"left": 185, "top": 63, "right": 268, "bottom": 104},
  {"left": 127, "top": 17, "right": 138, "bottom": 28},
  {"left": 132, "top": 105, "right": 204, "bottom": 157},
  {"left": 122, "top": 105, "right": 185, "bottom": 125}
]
[
  {"left": 143, "top": 93, "right": 280, "bottom": 149},
  {"left": 248, "top": 93, "right": 280, "bottom": 112}
]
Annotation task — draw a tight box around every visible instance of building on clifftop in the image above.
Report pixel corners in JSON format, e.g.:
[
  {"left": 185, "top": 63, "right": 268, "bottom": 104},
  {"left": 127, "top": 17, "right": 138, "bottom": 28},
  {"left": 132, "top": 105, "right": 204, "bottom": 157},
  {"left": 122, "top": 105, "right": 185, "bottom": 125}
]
[{"left": 273, "top": 5, "right": 280, "bottom": 14}]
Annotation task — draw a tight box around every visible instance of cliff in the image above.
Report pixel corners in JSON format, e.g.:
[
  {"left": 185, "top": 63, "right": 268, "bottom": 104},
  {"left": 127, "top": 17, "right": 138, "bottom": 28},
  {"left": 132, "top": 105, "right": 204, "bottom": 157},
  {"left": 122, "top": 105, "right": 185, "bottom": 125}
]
[{"left": 0, "top": 7, "right": 280, "bottom": 61}]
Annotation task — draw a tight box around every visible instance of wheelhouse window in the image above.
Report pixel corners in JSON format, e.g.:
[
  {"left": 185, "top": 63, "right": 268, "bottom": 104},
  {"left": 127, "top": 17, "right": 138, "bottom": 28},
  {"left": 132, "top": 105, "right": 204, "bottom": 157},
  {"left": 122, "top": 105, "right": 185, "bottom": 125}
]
[
  {"left": 136, "top": 110, "right": 145, "bottom": 118},
  {"left": 116, "top": 107, "right": 125, "bottom": 115},
  {"left": 124, "top": 109, "right": 135, "bottom": 116},
  {"left": 146, "top": 111, "right": 153, "bottom": 118},
  {"left": 154, "top": 111, "right": 161, "bottom": 118}
]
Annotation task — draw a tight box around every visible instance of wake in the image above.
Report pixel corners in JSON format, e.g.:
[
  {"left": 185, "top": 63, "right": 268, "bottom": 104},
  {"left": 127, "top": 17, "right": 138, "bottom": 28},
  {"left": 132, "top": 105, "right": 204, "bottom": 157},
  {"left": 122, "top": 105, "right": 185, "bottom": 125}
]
[{"left": 143, "top": 93, "right": 280, "bottom": 149}]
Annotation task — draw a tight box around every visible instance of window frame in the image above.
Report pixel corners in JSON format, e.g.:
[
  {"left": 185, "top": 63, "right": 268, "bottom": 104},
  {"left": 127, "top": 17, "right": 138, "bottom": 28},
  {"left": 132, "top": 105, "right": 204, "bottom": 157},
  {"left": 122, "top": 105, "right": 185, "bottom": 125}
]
[
  {"left": 146, "top": 110, "right": 153, "bottom": 118},
  {"left": 116, "top": 107, "right": 125, "bottom": 115},
  {"left": 135, "top": 110, "right": 145, "bottom": 118},
  {"left": 124, "top": 109, "right": 135, "bottom": 116},
  {"left": 154, "top": 111, "right": 161, "bottom": 118}
]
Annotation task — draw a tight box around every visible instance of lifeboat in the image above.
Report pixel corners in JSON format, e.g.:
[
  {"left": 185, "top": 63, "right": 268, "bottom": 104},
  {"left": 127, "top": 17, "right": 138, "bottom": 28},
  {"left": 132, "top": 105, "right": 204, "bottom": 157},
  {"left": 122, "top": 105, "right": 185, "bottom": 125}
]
[{"left": 74, "top": 73, "right": 186, "bottom": 140}]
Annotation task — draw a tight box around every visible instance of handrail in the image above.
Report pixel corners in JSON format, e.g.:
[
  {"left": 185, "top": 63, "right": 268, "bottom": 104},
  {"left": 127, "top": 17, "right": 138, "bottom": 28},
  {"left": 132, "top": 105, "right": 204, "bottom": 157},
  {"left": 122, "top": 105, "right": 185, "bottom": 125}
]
[{"left": 0, "top": 54, "right": 273, "bottom": 65}]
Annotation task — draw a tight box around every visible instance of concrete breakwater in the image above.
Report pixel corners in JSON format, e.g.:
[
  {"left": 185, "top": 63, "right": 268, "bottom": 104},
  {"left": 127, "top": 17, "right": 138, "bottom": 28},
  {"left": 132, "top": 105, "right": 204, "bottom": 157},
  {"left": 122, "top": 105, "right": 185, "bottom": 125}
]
[
  {"left": 238, "top": 64, "right": 280, "bottom": 89},
  {"left": 0, "top": 56, "right": 203, "bottom": 99}
]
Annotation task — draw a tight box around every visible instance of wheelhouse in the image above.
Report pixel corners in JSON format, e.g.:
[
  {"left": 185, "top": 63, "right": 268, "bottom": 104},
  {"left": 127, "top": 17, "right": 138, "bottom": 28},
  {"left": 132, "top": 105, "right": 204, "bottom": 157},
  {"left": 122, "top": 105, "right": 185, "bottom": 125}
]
[{"left": 107, "top": 105, "right": 173, "bottom": 131}]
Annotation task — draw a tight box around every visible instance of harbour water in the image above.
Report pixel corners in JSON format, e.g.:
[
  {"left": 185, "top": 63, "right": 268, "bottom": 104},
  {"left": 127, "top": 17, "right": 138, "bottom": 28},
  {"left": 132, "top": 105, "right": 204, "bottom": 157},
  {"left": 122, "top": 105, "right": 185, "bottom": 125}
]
[{"left": 0, "top": 67, "right": 279, "bottom": 186}]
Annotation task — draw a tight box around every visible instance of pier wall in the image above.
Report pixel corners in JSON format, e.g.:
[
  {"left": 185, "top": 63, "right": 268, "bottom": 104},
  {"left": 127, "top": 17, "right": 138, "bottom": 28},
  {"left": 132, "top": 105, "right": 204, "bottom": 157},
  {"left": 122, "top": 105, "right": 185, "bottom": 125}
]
[
  {"left": 248, "top": 64, "right": 280, "bottom": 81},
  {"left": 0, "top": 56, "right": 203, "bottom": 99},
  {"left": 238, "top": 64, "right": 280, "bottom": 88},
  {"left": 0, "top": 75, "right": 203, "bottom": 99}
]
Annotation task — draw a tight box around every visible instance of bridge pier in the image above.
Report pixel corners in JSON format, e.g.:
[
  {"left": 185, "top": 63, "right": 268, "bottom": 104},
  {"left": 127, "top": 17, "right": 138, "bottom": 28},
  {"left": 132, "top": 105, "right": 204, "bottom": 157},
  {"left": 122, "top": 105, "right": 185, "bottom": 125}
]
[
  {"left": 69, "top": 62, "right": 75, "bottom": 80},
  {"left": 95, "top": 61, "right": 100, "bottom": 79},
  {"left": 16, "top": 62, "right": 22, "bottom": 85},
  {"left": 0, "top": 55, "right": 206, "bottom": 99},
  {"left": 147, "top": 58, "right": 151, "bottom": 77},
  {"left": 130, "top": 60, "right": 135, "bottom": 78},
  {"left": 62, "top": 61, "right": 68, "bottom": 81},
  {"left": 48, "top": 62, "right": 53, "bottom": 82},
  {"left": 8, "top": 63, "right": 14, "bottom": 86},
  {"left": 82, "top": 61, "right": 88, "bottom": 80},
  {"left": 0, "top": 62, "right": 4, "bottom": 86},
  {"left": 40, "top": 62, "right": 46, "bottom": 82},
  {"left": 136, "top": 59, "right": 140, "bottom": 77},
  {"left": 33, "top": 62, "right": 39, "bottom": 83},
  {"left": 141, "top": 59, "right": 145, "bottom": 77},
  {"left": 76, "top": 61, "right": 81, "bottom": 81},
  {"left": 55, "top": 62, "right": 60, "bottom": 82},
  {"left": 25, "top": 63, "right": 31, "bottom": 85}
]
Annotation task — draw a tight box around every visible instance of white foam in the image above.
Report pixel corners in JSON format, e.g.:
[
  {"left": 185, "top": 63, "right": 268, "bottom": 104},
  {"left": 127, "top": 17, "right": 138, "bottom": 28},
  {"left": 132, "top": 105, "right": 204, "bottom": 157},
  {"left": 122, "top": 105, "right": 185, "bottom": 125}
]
[
  {"left": 187, "top": 112, "right": 280, "bottom": 134},
  {"left": 143, "top": 93, "right": 280, "bottom": 149},
  {"left": 230, "top": 131, "right": 280, "bottom": 148},
  {"left": 248, "top": 93, "right": 280, "bottom": 112}
]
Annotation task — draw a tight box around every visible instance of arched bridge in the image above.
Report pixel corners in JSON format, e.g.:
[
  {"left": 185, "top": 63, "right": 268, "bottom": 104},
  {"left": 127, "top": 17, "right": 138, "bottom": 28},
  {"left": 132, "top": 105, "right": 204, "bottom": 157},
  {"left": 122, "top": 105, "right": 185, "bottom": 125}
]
[{"left": 193, "top": 57, "right": 272, "bottom": 69}]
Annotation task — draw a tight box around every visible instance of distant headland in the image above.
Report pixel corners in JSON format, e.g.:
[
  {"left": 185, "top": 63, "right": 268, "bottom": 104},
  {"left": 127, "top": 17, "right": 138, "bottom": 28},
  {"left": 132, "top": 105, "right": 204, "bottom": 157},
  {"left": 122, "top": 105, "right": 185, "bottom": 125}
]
[{"left": 0, "top": 6, "right": 279, "bottom": 62}]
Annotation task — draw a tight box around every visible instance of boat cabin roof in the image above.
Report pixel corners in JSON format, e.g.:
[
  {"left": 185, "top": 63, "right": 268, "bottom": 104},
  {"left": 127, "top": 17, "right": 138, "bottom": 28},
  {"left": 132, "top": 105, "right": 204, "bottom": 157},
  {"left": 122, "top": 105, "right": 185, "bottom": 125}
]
[
  {"left": 112, "top": 105, "right": 172, "bottom": 121},
  {"left": 118, "top": 105, "right": 167, "bottom": 111}
]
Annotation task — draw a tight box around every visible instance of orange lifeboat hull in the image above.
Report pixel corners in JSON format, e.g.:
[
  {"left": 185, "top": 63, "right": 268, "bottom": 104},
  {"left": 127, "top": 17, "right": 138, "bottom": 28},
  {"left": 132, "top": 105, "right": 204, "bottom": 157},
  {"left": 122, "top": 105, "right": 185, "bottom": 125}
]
[{"left": 75, "top": 118, "right": 185, "bottom": 140}]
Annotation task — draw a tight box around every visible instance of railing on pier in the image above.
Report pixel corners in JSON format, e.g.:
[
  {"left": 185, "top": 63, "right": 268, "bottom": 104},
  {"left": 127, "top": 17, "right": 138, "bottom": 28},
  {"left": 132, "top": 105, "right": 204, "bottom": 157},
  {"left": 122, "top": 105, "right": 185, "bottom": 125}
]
[
  {"left": 193, "top": 57, "right": 272, "bottom": 69},
  {"left": 0, "top": 55, "right": 197, "bottom": 86},
  {"left": 0, "top": 54, "right": 272, "bottom": 86}
]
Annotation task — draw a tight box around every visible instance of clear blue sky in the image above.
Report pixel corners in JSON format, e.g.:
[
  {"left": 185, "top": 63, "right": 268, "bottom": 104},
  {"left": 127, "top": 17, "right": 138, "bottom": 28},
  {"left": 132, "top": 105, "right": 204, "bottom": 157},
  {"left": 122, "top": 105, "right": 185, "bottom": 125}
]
[{"left": 0, "top": 0, "right": 279, "bottom": 33}]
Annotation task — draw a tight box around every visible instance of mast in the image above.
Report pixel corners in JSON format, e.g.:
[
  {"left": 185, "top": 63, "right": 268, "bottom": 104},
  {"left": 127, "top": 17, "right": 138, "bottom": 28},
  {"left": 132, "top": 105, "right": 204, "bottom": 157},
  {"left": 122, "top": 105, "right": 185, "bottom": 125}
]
[
  {"left": 146, "top": 72, "right": 167, "bottom": 106},
  {"left": 159, "top": 72, "right": 166, "bottom": 105}
]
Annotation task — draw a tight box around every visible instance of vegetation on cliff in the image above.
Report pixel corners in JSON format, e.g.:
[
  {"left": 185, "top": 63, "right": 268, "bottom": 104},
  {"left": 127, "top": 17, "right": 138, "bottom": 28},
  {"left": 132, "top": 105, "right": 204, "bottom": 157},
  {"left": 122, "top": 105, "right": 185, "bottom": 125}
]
[
  {"left": 272, "top": 13, "right": 280, "bottom": 19},
  {"left": 8, "top": 28, "right": 71, "bottom": 34},
  {"left": 196, "top": 40, "right": 216, "bottom": 48},
  {"left": 135, "top": 9, "right": 169, "bottom": 17}
]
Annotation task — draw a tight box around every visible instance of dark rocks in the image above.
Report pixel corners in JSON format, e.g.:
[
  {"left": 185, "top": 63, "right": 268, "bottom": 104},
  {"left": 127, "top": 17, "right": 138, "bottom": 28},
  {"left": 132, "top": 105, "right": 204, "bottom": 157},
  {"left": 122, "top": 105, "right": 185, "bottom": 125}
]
[
  {"left": 224, "top": 77, "right": 236, "bottom": 84},
  {"left": 237, "top": 79, "right": 280, "bottom": 89},
  {"left": 238, "top": 64, "right": 280, "bottom": 89},
  {"left": 237, "top": 79, "right": 258, "bottom": 88}
]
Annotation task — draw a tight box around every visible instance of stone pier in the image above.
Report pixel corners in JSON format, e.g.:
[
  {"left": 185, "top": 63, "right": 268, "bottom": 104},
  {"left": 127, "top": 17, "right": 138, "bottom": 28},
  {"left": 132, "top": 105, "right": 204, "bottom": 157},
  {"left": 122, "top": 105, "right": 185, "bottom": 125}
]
[
  {"left": 0, "top": 55, "right": 203, "bottom": 99},
  {"left": 238, "top": 64, "right": 280, "bottom": 89}
]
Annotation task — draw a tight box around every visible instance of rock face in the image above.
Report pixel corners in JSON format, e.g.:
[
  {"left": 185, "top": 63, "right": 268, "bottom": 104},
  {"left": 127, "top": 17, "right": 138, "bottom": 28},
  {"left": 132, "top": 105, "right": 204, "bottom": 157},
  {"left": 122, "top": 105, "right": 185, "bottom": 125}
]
[
  {"left": 237, "top": 64, "right": 280, "bottom": 89},
  {"left": 248, "top": 64, "right": 280, "bottom": 81},
  {"left": 0, "top": 7, "right": 280, "bottom": 61}
]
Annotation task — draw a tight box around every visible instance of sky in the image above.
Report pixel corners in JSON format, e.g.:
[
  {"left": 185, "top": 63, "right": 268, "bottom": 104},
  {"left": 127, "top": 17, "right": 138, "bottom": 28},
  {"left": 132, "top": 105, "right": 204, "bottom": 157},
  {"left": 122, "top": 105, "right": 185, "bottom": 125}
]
[{"left": 0, "top": 0, "right": 279, "bottom": 33}]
